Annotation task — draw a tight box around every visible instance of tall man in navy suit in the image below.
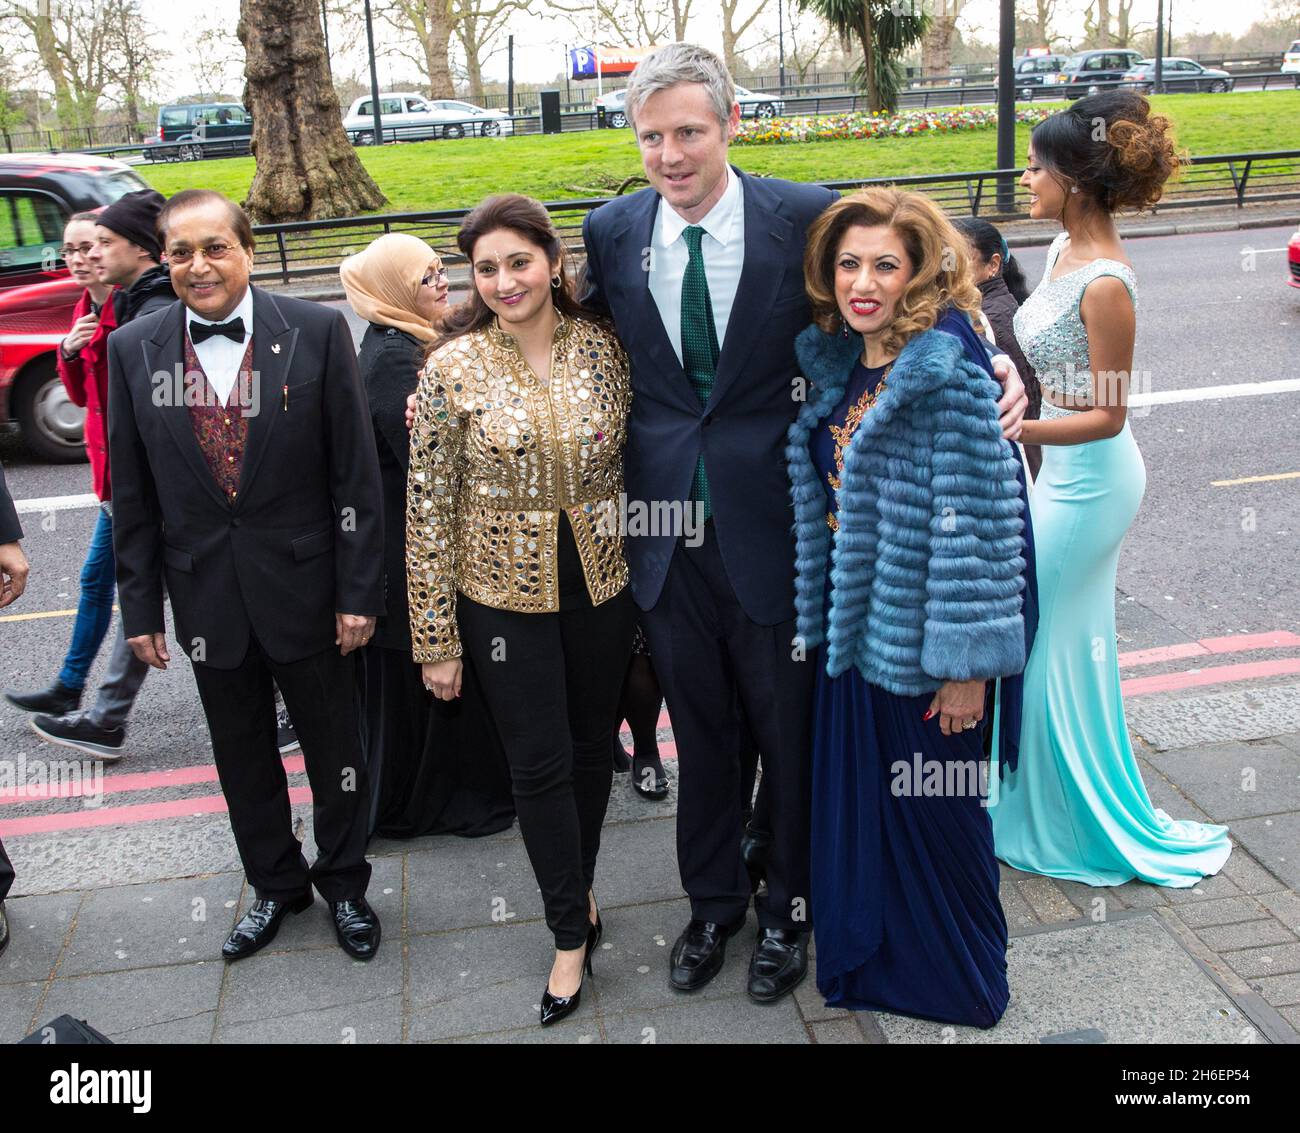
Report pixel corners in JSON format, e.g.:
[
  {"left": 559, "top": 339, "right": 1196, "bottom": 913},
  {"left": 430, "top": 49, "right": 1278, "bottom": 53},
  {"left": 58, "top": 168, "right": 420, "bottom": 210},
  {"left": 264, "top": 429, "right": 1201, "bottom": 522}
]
[{"left": 582, "top": 43, "right": 1027, "bottom": 1002}]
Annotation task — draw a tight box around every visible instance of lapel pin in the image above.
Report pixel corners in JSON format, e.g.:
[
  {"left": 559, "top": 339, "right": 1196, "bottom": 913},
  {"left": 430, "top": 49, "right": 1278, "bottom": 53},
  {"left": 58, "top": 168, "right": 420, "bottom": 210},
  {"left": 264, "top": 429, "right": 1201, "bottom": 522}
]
[{"left": 271, "top": 343, "right": 281, "bottom": 354}]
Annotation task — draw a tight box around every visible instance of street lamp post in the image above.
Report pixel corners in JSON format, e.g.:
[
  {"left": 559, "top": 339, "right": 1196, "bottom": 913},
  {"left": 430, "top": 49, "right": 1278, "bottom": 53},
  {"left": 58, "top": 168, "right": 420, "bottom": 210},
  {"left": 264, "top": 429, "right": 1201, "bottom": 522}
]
[
  {"left": 363, "top": 0, "right": 383, "bottom": 145},
  {"left": 778, "top": 0, "right": 786, "bottom": 96},
  {"left": 996, "top": 0, "right": 1015, "bottom": 213},
  {"left": 1155, "top": 0, "right": 1166, "bottom": 95}
]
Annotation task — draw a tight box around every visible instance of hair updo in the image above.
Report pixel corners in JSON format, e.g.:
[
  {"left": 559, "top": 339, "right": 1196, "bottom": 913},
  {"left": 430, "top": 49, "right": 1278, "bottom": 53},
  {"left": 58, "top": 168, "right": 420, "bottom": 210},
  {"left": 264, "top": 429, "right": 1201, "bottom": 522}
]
[{"left": 1031, "top": 90, "right": 1183, "bottom": 213}]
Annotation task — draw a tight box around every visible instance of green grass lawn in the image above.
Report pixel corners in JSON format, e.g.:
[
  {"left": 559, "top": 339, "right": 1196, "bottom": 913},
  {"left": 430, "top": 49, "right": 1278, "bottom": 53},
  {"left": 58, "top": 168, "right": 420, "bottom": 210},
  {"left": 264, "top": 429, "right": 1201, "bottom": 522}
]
[{"left": 139, "top": 91, "right": 1300, "bottom": 215}]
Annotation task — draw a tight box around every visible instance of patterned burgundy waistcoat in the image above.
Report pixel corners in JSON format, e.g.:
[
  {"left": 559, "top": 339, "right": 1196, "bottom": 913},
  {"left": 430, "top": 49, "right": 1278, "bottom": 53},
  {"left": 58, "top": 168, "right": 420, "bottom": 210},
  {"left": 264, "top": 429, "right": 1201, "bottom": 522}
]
[{"left": 184, "top": 332, "right": 255, "bottom": 502}]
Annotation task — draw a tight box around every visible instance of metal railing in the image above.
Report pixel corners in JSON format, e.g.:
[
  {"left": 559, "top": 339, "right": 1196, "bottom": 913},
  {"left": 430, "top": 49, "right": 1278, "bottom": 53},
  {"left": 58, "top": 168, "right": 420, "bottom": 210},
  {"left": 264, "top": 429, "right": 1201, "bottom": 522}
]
[
  {"left": 7, "top": 68, "right": 1299, "bottom": 157},
  {"left": 245, "top": 148, "right": 1300, "bottom": 287}
]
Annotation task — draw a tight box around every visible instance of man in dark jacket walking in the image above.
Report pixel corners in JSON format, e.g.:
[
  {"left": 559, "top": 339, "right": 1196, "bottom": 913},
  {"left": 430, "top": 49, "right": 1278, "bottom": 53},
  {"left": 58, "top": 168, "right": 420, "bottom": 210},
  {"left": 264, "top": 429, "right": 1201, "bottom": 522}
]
[{"left": 27, "top": 190, "right": 174, "bottom": 760}]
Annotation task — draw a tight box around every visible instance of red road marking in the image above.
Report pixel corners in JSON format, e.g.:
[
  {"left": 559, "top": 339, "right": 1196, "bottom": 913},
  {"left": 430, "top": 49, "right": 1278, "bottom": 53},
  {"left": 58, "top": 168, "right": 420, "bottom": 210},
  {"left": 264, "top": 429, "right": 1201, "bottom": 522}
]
[
  {"left": 1119, "top": 631, "right": 1300, "bottom": 668},
  {"left": 0, "top": 756, "right": 306, "bottom": 805},
  {"left": 1122, "top": 658, "right": 1300, "bottom": 697},
  {"left": 0, "top": 786, "right": 312, "bottom": 837},
  {"left": 10, "top": 637, "right": 1299, "bottom": 834}
]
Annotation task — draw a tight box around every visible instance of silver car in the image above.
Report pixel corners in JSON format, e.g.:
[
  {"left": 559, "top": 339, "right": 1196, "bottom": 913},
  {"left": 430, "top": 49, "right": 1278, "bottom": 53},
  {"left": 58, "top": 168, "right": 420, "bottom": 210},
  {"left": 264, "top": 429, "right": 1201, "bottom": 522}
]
[
  {"left": 344, "top": 93, "right": 513, "bottom": 144},
  {"left": 596, "top": 84, "right": 783, "bottom": 128}
]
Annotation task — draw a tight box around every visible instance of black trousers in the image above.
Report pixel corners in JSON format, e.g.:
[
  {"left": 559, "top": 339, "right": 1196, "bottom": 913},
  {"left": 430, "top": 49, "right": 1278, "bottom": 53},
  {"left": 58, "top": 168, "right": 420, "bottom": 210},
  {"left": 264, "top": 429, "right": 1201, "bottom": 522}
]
[
  {"left": 459, "top": 584, "right": 635, "bottom": 950},
  {"left": 191, "top": 636, "right": 372, "bottom": 903},
  {"left": 642, "top": 523, "right": 813, "bottom": 931},
  {"left": 0, "top": 836, "right": 13, "bottom": 903}
]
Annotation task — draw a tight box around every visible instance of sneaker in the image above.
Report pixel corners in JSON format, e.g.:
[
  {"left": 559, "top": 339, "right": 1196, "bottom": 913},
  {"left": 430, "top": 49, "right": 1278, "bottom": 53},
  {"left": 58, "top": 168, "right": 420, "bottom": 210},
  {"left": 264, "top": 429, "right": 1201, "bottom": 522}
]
[
  {"left": 276, "top": 706, "right": 300, "bottom": 754},
  {"left": 4, "top": 680, "right": 82, "bottom": 715},
  {"left": 30, "top": 713, "right": 125, "bottom": 761}
]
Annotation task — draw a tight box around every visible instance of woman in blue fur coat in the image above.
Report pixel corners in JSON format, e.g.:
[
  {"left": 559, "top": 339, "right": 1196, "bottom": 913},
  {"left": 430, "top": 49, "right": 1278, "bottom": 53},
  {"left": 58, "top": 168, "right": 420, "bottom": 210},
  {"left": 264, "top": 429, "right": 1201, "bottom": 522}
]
[{"left": 788, "top": 188, "right": 1028, "bottom": 1028}]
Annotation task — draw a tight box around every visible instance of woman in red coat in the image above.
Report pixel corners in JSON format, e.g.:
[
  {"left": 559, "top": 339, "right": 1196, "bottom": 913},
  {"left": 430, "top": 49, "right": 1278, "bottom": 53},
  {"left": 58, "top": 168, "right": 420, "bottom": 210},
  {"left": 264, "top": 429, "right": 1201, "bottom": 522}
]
[{"left": 3, "top": 213, "right": 118, "bottom": 716}]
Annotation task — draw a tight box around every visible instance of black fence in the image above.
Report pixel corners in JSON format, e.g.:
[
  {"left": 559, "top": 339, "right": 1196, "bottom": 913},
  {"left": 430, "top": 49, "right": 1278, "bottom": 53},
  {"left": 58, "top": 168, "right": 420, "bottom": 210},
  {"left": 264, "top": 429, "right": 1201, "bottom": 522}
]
[{"left": 247, "top": 148, "right": 1300, "bottom": 287}]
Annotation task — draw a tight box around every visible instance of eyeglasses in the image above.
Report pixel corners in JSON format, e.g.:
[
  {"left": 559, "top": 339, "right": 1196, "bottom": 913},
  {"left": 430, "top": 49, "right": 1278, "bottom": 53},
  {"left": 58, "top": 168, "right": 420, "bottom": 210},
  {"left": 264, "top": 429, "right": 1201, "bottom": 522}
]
[
  {"left": 421, "top": 266, "right": 448, "bottom": 287},
  {"left": 60, "top": 243, "right": 94, "bottom": 258},
  {"left": 166, "top": 242, "right": 237, "bottom": 265}
]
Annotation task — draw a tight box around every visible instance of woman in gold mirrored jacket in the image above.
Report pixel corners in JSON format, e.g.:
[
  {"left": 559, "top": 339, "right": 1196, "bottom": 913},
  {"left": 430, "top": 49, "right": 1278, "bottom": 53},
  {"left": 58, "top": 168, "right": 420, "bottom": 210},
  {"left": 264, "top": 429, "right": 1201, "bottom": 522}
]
[{"left": 406, "top": 194, "right": 636, "bottom": 1027}]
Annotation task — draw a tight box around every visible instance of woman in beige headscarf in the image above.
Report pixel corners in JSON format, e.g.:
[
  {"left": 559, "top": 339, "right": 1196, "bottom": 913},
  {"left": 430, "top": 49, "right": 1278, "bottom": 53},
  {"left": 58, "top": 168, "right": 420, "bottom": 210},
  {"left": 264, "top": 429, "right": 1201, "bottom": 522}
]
[{"left": 340, "top": 233, "right": 513, "bottom": 842}]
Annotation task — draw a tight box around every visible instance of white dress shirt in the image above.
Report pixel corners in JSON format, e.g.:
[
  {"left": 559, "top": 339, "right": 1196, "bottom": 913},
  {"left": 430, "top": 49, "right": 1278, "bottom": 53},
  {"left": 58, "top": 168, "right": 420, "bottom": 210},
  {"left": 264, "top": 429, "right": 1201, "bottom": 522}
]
[
  {"left": 648, "top": 164, "right": 745, "bottom": 366},
  {"left": 188, "top": 288, "right": 254, "bottom": 407}
]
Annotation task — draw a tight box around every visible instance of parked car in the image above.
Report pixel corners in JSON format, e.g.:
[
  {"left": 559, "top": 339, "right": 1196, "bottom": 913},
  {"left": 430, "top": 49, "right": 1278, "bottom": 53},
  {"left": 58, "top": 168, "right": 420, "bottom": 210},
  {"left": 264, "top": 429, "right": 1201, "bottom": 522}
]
[
  {"left": 142, "top": 102, "right": 253, "bottom": 162},
  {"left": 0, "top": 152, "right": 148, "bottom": 461},
  {"left": 594, "top": 88, "right": 631, "bottom": 128},
  {"left": 733, "top": 85, "right": 785, "bottom": 119},
  {"left": 1288, "top": 229, "right": 1300, "bottom": 289},
  {"left": 343, "top": 93, "right": 513, "bottom": 144},
  {"left": 1281, "top": 40, "right": 1300, "bottom": 74},
  {"left": 596, "top": 83, "right": 783, "bottom": 127},
  {"left": 1011, "top": 53, "right": 1072, "bottom": 100},
  {"left": 1059, "top": 49, "right": 1148, "bottom": 98},
  {"left": 1122, "top": 58, "right": 1233, "bottom": 94}
]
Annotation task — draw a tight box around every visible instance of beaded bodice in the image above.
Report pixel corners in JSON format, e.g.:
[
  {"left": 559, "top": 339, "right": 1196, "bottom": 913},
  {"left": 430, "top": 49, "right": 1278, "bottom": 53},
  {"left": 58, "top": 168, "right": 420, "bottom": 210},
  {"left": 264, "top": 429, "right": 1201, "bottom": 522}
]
[{"left": 1013, "top": 232, "right": 1137, "bottom": 400}]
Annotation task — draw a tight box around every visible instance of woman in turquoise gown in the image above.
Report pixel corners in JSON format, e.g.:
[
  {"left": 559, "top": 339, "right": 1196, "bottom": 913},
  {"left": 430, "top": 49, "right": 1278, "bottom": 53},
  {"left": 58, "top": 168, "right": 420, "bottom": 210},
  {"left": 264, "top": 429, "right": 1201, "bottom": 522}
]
[{"left": 989, "top": 91, "right": 1231, "bottom": 887}]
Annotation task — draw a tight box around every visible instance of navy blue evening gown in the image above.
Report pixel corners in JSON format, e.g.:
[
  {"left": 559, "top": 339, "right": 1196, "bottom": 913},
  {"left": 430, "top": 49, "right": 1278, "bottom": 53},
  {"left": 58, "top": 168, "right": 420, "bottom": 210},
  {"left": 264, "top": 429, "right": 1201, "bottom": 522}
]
[{"left": 808, "top": 317, "right": 1033, "bottom": 1029}]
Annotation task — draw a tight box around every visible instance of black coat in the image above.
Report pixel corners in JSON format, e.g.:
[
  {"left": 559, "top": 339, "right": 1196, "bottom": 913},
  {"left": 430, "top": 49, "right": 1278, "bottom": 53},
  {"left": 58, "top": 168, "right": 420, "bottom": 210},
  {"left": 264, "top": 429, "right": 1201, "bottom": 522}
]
[
  {"left": 978, "top": 274, "right": 1040, "bottom": 420},
  {"left": 113, "top": 263, "right": 176, "bottom": 325},
  {"left": 356, "top": 322, "right": 426, "bottom": 652},
  {"left": 0, "top": 463, "right": 21, "bottom": 545},
  {"left": 106, "top": 287, "right": 385, "bottom": 669}
]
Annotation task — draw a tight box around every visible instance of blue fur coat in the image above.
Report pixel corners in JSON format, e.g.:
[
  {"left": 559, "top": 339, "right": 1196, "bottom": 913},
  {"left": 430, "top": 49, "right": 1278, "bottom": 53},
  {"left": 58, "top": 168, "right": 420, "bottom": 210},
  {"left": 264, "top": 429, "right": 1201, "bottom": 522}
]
[{"left": 787, "top": 322, "right": 1026, "bottom": 696}]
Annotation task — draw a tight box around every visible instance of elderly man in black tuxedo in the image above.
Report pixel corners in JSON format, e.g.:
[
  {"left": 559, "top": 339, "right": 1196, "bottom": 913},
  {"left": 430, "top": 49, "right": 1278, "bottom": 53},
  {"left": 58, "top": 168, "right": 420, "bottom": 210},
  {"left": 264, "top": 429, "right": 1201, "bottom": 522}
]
[{"left": 107, "top": 189, "right": 385, "bottom": 962}]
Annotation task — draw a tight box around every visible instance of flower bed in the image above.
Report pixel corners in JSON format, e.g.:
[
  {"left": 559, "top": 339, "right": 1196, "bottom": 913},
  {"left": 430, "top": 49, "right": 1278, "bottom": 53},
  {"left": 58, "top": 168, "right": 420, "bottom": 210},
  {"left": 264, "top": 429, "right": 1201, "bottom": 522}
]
[{"left": 733, "top": 106, "right": 1055, "bottom": 146}]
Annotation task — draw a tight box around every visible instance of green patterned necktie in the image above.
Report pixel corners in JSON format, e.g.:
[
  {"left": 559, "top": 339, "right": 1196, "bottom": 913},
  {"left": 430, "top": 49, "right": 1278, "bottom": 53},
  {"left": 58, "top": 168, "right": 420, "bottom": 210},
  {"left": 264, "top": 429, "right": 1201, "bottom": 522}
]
[{"left": 680, "top": 224, "right": 718, "bottom": 519}]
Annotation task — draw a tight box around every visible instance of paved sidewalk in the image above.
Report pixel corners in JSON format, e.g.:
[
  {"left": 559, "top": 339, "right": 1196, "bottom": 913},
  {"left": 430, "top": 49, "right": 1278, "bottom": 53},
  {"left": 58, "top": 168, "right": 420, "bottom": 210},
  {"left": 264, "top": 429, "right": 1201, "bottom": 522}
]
[{"left": 3, "top": 713, "right": 1299, "bottom": 1044}]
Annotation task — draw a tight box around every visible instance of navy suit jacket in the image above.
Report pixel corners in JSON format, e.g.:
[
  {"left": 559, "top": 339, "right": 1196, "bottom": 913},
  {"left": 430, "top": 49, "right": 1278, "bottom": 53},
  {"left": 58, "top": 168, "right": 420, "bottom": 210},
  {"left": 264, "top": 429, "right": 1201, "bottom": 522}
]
[{"left": 582, "top": 166, "right": 837, "bottom": 624}]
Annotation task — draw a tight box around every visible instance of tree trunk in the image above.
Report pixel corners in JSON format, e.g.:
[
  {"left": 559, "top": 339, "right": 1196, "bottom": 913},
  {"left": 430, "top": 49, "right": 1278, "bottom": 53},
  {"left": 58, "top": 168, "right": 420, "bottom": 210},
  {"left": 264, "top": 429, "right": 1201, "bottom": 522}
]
[
  {"left": 721, "top": 13, "right": 739, "bottom": 78},
  {"left": 421, "top": 0, "right": 455, "bottom": 98},
  {"left": 920, "top": 12, "right": 959, "bottom": 77},
  {"left": 859, "top": 4, "right": 880, "bottom": 113},
  {"left": 1097, "top": 0, "right": 1111, "bottom": 48},
  {"left": 239, "top": 0, "right": 387, "bottom": 222},
  {"left": 458, "top": 21, "right": 485, "bottom": 101},
  {"left": 32, "top": 1, "right": 77, "bottom": 128}
]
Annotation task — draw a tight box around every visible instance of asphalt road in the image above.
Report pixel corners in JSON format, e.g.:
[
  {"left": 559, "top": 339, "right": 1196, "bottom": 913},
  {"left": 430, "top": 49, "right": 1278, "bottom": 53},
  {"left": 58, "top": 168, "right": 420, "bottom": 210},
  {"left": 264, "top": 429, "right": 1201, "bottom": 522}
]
[{"left": 0, "top": 222, "right": 1297, "bottom": 780}]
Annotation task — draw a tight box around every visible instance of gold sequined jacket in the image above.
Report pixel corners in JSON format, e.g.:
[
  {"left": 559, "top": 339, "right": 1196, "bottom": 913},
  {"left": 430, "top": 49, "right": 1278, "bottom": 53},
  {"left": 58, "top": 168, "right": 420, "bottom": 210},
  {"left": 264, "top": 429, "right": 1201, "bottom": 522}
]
[{"left": 406, "top": 315, "right": 630, "bottom": 663}]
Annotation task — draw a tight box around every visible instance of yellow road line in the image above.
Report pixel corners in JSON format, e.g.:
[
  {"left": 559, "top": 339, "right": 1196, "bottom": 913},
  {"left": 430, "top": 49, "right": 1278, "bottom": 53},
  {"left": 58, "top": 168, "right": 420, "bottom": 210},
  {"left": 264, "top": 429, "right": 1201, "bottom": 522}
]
[
  {"left": 0, "top": 605, "right": 117, "bottom": 624},
  {"left": 1211, "top": 471, "right": 1300, "bottom": 487}
]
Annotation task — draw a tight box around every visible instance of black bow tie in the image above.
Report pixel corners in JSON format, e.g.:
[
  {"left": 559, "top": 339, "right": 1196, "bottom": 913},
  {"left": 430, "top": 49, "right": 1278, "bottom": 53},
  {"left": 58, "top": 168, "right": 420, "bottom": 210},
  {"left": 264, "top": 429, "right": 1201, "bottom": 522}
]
[{"left": 189, "top": 316, "right": 246, "bottom": 345}]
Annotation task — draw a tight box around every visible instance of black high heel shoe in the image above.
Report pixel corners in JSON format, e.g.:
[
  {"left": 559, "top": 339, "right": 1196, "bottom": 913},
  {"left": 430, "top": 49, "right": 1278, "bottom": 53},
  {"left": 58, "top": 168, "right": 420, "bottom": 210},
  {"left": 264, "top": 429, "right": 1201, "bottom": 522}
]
[
  {"left": 540, "top": 904, "right": 600, "bottom": 1027},
  {"left": 632, "top": 750, "right": 669, "bottom": 800}
]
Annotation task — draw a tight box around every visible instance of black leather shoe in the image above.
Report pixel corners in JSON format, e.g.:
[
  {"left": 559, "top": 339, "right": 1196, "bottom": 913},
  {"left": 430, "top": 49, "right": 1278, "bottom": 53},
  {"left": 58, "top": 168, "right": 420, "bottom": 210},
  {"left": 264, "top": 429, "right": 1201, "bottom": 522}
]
[
  {"left": 0, "top": 902, "right": 9, "bottom": 958},
  {"left": 669, "top": 914, "right": 746, "bottom": 991},
  {"left": 740, "top": 826, "right": 773, "bottom": 894},
  {"left": 747, "top": 928, "right": 809, "bottom": 1003},
  {"left": 632, "top": 751, "right": 669, "bottom": 800},
  {"left": 5, "top": 680, "right": 82, "bottom": 715},
  {"left": 333, "top": 898, "right": 381, "bottom": 960},
  {"left": 222, "top": 892, "right": 313, "bottom": 961}
]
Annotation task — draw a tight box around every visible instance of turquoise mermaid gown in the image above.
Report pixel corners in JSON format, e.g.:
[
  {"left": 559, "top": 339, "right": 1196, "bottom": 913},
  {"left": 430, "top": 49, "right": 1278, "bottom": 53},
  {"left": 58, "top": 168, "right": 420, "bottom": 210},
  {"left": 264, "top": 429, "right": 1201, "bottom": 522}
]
[{"left": 988, "top": 234, "right": 1231, "bottom": 888}]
